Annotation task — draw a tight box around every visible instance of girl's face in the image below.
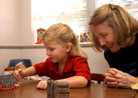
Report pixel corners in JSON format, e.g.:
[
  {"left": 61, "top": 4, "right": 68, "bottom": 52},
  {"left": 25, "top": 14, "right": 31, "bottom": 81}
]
[
  {"left": 44, "top": 41, "right": 71, "bottom": 64},
  {"left": 91, "top": 22, "right": 120, "bottom": 52}
]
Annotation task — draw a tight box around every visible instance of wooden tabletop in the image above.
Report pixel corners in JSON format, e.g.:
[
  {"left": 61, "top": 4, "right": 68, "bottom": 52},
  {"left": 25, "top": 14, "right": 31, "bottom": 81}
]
[{"left": 0, "top": 80, "right": 137, "bottom": 98}]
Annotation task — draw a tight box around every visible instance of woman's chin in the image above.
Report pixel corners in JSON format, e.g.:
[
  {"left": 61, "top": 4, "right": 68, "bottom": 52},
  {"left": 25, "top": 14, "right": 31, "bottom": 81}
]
[{"left": 110, "top": 47, "right": 120, "bottom": 53}]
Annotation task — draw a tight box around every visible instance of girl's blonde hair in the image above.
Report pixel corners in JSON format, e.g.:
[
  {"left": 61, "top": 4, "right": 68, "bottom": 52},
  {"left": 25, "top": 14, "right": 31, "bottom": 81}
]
[
  {"left": 43, "top": 23, "right": 80, "bottom": 55},
  {"left": 89, "top": 4, "right": 138, "bottom": 50}
]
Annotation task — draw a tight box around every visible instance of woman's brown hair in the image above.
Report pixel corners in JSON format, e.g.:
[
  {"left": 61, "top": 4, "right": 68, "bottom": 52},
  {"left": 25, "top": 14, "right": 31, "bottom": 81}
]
[{"left": 89, "top": 4, "right": 138, "bottom": 50}]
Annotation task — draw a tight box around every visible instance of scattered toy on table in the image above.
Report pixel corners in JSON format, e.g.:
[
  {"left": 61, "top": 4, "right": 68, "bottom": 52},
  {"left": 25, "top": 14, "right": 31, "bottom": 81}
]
[{"left": 47, "top": 79, "right": 69, "bottom": 98}]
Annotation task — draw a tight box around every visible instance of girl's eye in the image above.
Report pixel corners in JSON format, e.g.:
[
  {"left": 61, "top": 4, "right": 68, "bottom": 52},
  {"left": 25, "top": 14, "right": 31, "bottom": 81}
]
[{"left": 48, "top": 48, "right": 55, "bottom": 51}]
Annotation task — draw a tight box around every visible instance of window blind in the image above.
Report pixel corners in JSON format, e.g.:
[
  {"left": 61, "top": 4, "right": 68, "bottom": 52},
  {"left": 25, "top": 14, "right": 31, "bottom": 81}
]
[{"left": 31, "top": 0, "right": 89, "bottom": 43}]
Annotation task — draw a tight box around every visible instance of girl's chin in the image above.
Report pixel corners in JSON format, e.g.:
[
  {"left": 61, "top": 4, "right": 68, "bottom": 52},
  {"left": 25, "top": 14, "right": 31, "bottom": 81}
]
[{"left": 51, "top": 59, "right": 58, "bottom": 63}]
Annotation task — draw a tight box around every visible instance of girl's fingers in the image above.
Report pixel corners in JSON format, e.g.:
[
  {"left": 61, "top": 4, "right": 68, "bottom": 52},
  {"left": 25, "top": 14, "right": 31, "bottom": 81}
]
[
  {"left": 36, "top": 80, "right": 47, "bottom": 90},
  {"left": 15, "top": 64, "right": 26, "bottom": 70},
  {"left": 13, "top": 69, "right": 23, "bottom": 81}
]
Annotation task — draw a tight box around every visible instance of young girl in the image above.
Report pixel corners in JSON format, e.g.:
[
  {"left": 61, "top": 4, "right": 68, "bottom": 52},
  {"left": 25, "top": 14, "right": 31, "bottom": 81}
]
[{"left": 14, "top": 23, "right": 91, "bottom": 89}]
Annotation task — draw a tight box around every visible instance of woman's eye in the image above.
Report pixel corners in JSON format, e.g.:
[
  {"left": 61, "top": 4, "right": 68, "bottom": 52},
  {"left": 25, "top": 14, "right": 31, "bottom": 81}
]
[{"left": 101, "top": 34, "right": 108, "bottom": 38}]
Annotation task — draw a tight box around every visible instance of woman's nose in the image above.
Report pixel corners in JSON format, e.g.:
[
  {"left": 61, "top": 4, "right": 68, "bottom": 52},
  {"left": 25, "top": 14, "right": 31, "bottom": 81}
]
[{"left": 99, "top": 38, "right": 106, "bottom": 46}]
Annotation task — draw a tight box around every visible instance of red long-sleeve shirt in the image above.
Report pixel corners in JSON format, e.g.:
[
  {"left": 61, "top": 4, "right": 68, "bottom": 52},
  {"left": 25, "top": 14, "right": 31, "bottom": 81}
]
[{"left": 33, "top": 56, "right": 91, "bottom": 81}]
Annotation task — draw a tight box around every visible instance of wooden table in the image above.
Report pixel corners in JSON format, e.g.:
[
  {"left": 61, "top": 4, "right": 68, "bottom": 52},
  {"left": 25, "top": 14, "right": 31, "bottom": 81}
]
[{"left": 0, "top": 80, "right": 137, "bottom": 98}]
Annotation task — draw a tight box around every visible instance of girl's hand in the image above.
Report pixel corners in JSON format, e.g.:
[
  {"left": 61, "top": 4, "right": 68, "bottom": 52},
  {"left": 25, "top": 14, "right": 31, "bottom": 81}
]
[
  {"left": 15, "top": 62, "right": 26, "bottom": 70},
  {"left": 13, "top": 69, "right": 24, "bottom": 81},
  {"left": 36, "top": 80, "right": 47, "bottom": 90},
  {"left": 13, "top": 62, "right": 26, "bottom": 81}
]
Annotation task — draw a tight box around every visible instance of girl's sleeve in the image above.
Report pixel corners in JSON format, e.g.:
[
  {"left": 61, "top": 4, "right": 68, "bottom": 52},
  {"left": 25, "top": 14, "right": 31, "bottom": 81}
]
[
  {"left": 73, "top": 57, "right": 91, "bottom": 81},
  {"left": 33, "top": 58, "right": 51, "bottom": 76}
]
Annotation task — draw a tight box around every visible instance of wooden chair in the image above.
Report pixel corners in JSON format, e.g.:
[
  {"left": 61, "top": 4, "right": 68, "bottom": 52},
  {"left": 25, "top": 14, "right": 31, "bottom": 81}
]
[{"left": 91, "top": 73, "right": 105, "bottom": 84}]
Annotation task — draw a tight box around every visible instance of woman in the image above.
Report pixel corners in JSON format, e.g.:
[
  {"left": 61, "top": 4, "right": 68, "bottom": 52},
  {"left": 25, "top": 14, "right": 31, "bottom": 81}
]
[{"left": 89, "top": 4, "right": 138, "bottom": 88}]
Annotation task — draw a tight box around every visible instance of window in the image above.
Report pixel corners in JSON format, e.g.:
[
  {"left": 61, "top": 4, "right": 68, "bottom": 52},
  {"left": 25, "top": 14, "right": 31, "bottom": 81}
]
[
  {"left": 31, "top": 0, "right": 90, "bottom": 44},
  {"left": 96, "top": 0, "right": 138, "bottom": 20}
]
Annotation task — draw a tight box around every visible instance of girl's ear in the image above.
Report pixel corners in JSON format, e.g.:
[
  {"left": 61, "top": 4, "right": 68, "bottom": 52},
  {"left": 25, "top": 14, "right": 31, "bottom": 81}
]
[{"left": 66, "top": 42, "right": 72, "bottom": 52}]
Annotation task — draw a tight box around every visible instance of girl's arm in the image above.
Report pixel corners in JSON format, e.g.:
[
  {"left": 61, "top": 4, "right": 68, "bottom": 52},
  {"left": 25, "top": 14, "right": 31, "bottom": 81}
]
[
  {"left": 36, "top": 76, "right": 88, "bottom": 90},
  {"left": 56, "top": 76, "right": 88, "bottom": 88},
  {"left": 21, "top": 66, "right": 37, "bottom": 77}
]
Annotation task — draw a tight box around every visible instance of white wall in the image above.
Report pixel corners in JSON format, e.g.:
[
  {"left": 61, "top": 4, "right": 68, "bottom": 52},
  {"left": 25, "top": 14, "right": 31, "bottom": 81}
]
[
  {"left": 18, "top": 0, "right": 34, "bottom": 45},
  {"left": 0, "top": 49, "right": 21, "bottom": 66},
  {"left": 0, "top": 0, "right": 20, "bottom": 45},
  {"left": 0, "top": 0, "right": 33, "bottom": 45},
  {"left": 83, "top": 48, "right": 109, "bottom": 73}
]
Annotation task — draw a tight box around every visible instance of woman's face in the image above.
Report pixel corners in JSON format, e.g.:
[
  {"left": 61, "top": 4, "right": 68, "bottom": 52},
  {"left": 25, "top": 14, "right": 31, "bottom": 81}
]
[{"left": 90, "top": 22, "right": 120, "bottom": 52}]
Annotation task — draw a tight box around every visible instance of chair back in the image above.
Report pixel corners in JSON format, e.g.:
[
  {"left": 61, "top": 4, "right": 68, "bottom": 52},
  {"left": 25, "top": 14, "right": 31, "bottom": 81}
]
[
  {"left": 91, "top": 73, "right": 105, "bottom": 84},
  {"left": 9, "top": 59, "right": 32, "bottom": 67}
]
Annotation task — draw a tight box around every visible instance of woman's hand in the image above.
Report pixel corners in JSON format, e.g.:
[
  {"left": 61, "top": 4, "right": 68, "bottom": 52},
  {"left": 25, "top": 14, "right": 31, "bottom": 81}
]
[
  {"left": 36, "top": 80, "right": 47, "bottom": 90},
  {"left": 104, "top": 68, "right": 138, "bottom": 88}
]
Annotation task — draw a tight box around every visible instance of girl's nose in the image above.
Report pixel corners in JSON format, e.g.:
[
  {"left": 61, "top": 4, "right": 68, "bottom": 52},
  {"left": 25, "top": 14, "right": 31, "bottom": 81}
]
[{"left": 46, "top": 50, "right": 51, "bottom": 56}]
